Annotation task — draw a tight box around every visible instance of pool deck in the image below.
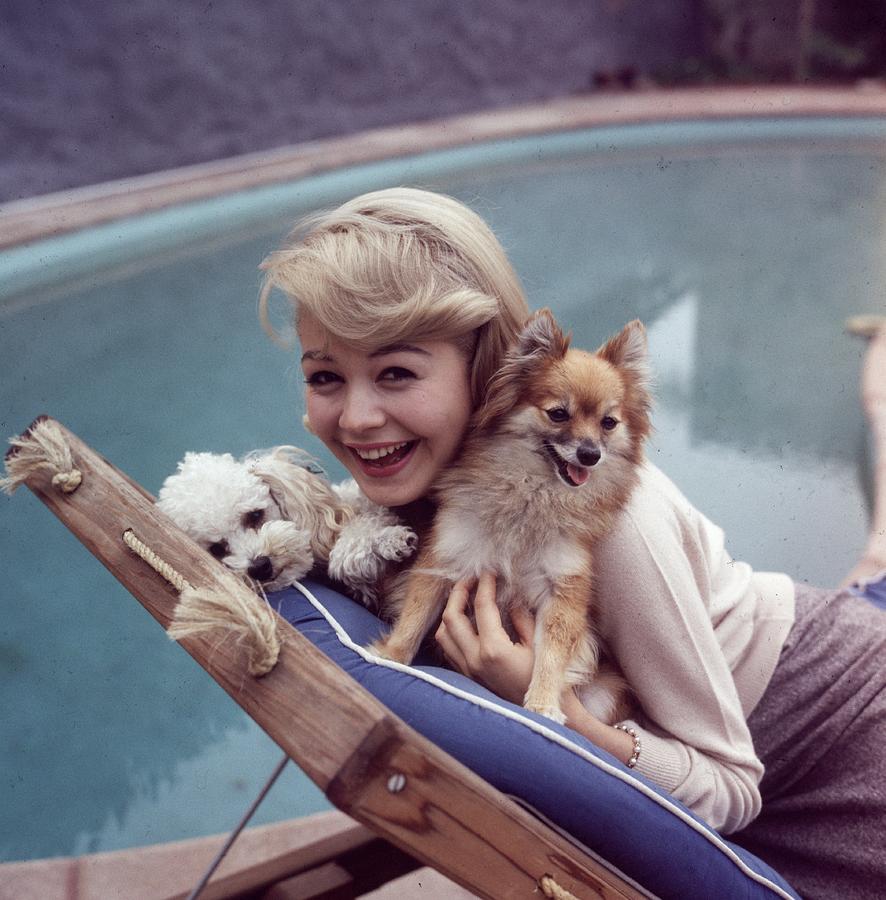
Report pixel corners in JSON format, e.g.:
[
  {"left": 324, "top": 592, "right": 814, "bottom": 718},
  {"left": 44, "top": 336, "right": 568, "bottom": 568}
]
[
  {"left": 3, "top": 84, "right": 886, "bottom": 250},
  {"left": 0, "top": 810, "right": 477, "bottom": 899}
]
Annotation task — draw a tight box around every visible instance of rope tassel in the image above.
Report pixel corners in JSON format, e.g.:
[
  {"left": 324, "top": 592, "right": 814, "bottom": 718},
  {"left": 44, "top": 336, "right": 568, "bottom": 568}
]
[
  {"left": 170, "top": 586, "right": 281, "bottom": 677},
  {"left": 539, "top": 874, "right": 580, "bottom": 900},
  {"left": 1, "top": 416, "right": 83, "bottom": 495},
  {"left": 123, "top": 529, "right": 281, "bottom": 677}
]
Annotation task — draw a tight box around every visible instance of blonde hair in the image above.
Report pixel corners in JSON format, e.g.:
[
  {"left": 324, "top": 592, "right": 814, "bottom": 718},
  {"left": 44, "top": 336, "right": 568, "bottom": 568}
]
[{"left": 259, "top": 187, "right": 530, "bottom": 406}]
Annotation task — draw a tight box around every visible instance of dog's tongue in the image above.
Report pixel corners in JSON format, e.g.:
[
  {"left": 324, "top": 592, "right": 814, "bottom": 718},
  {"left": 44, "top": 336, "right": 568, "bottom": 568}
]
[{"left": 567, "top": 463, "right": 589, "bottom": 486}]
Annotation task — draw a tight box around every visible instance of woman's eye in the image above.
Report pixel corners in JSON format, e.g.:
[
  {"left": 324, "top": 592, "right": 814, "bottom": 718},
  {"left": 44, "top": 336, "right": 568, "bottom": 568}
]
[
  {"left": 243, "top": 509, "right": 264, "bottom": 528},
  {"left": 601, "top": 416, "right": 619, "bottom": 431},
  {"left": 208, "top": 541, "right": 229, "bottom": 559},
  {"left": 546, "top": 407, "right": 570, "bottom": 423},
  {"left": 304, "top": 371, "right": 340, "bottom": 387},
  {"left": 379, "top": 367, "right": 415, "bottom": 382}
]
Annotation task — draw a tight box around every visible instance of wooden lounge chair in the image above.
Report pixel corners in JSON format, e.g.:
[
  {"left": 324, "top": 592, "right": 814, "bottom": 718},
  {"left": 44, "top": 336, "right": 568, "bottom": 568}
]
[
  {"left": 4, "top": 415, "right": 644, "bottom": 900},
  {"left": 7, "top": 416, "right": 813, "bottom": 900}
]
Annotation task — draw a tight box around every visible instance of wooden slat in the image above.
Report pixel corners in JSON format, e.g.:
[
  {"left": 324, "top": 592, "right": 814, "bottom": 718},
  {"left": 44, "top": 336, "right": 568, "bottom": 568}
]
[
  {"left": 254, "top": 837, "right": 420, "bottom": 900},
  {"left": 169, "top": 821, "right": 388, "bottom": 900},
  {"left": 262, "top": 861, "right": 354, "bottom": 899},
  {"left": 0, "top": 812, "right": 398, "bottom": 900},
  {"left": 12, "top": 417, "right": 645, "bottom": 900}
]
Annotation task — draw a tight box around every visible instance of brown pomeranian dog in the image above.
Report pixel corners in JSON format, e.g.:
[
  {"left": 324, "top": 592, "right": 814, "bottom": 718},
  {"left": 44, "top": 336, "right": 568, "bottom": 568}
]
[{"left": 371, "top": 309, "right": 652, "bottom": 725}]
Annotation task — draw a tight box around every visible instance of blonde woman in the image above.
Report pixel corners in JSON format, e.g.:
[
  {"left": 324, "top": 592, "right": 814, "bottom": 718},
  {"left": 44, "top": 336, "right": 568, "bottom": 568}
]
[{"left": 261, "top": 187, "right": 886, "bottom": 900}]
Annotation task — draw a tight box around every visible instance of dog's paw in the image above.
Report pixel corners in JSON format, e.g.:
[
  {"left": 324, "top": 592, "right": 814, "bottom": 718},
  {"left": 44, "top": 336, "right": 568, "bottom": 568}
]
[
  {"left": 328, "top": 538, "right": 378, "bottom": 584},
  {"left": 366, "top": 638, "right": 395, "bottom": 661},
  {"left": 366, "top": 638, "right": 411, "bottom": 664},
  {"left": 523, "top": 701, "right": 567, "bottom": 725},
  {"left": 376, "top": 525, "right": 418, "bottom": 561},
  {"left": 523, "top": 687, "right": 567, "bottom": 724}
]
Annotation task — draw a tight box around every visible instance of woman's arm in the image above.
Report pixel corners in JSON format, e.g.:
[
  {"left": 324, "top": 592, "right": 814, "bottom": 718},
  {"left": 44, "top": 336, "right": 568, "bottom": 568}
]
[{"left": 591, "top": 467, "right": 765, "bottom": 833}]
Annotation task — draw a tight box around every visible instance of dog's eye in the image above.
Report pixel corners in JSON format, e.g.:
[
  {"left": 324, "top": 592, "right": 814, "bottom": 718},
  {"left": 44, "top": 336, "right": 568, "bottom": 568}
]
[
  {"left": 601, "top": 416, "right": 619, "bottom": 431},
  {"left": 546, "top": 407, "right": 570, "bottom": 423},
  {"left": 243, "top": 509, "right": 265, "bottom": 529},
  {"left": 208, "top": 541, "right": 229, "bottom": 559}
]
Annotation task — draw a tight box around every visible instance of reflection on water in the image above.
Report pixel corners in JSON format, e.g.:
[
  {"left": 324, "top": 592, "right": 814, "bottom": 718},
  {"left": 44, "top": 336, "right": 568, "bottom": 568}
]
[
  {"left": 453, "top": 144, "right": 880, "bottom": 581},
  {"left": 1, "top": 127, "right": 882, "bottom": 861},
  {"left": 69, "top": 721, "right": 324, "bottom": 856},
  {"left": 642, "top": 291, "right": 867, "bottom": 583}
]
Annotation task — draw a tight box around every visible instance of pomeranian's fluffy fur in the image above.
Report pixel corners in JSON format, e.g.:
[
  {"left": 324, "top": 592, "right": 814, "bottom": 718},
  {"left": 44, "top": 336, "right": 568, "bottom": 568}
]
[
  {"left": 372, "top": 310, "right": 652, "bottom": 724},
  {"left": 157, "top": 446, "right": 416, "bottom": 606}
]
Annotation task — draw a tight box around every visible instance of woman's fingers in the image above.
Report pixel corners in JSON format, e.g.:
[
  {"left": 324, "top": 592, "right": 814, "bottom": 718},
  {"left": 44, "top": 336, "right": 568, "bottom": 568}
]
[
  {"left": 472, "top": 571, "right": 507, "bottom": 637},
  {"left": 436, "top": 578, "right": 479, "bottom": 675},
  {"left": 510, "top": 604, "right": 536, "bottom": 645},
  {"left": 446, "top": 577, "right": 473, "bottom": 614},
  {"left": 436, "top": 627, "right": 470, "bottom": 674}
]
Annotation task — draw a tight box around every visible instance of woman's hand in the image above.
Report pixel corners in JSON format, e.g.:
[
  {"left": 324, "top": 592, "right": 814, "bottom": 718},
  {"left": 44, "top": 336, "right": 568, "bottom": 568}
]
[
  {"left": 434, "top": 571, "right": 537, "bottom": 705},
  {"left": 434, "top": 573, "right": 636, "bottom": 763}
]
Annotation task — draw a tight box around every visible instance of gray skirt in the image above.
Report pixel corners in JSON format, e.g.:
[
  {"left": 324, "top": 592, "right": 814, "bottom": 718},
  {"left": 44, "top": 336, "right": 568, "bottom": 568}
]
[{"left": 734, "top": 581, "right": 886, "bottom": 899}]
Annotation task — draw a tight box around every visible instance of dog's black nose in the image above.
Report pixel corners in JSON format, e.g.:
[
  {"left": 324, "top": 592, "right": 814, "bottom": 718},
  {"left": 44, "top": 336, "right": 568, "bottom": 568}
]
[
  {"left": 577, "top": 444, "right": 601, "bottom": 467},
  {"left": 248, "top": 556, "right": 274, "bottom": 581}
]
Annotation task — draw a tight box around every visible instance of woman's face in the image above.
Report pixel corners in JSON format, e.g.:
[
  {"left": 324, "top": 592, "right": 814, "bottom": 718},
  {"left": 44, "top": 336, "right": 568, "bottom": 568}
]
[{"left": 298, "top": 313, "right": 473, "bottom": 508}]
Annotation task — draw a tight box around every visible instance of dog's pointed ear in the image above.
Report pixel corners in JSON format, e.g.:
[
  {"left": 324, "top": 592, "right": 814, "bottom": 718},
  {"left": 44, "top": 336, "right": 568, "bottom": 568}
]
[
  {"left": 516, "top": 308, "right": 571, "bottom": 360},
  {"left": 599, "top": 320, "right": 653, "bottom": 444},
  {"left": 474, "top": 309, "right": 571, "bottom": 431},
  {"left": 598, "top": 319, "right": 649, "bottom": 382}
]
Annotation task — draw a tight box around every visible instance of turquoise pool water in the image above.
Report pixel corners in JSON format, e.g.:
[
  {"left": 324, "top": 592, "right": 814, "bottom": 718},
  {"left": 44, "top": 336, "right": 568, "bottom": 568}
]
[{"left": 2, "top": 119, "right": 884, "bottom": 862}]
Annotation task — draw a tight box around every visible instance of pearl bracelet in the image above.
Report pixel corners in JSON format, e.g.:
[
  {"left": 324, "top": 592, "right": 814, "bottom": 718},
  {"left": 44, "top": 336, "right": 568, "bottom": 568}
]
[{"left": 614, "top": 723, "right": 641, "bottom": 768}]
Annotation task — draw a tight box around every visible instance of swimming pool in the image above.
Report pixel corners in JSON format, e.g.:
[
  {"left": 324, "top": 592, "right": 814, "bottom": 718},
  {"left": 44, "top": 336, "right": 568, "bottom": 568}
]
[{"left": 2, "top": 107, "right": 884, "bottom": 863}]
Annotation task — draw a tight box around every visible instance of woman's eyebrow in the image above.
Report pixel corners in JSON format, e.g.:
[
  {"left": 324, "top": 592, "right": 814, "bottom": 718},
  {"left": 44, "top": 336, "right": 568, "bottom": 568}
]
[
  {"left": 369, "top": 343, "right": 430, "bottom": 358},
  {"left": 300, "top": 343, "right": 430, "bottom": 363},
  {"left": 300, "top": 349, "right": 332, "bottom": 362}
]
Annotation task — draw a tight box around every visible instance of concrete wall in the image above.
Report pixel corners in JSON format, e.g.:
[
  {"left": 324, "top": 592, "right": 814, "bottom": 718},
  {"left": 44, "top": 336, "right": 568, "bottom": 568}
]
[{"left": 0, "top": 0, "right": 702, "bottom": 201}]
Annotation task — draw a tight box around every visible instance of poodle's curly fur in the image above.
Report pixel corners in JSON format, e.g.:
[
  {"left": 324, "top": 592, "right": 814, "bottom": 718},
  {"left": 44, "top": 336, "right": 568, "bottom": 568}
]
[{"left": 157, "top": 446, "right": 416, "bottom": 607}]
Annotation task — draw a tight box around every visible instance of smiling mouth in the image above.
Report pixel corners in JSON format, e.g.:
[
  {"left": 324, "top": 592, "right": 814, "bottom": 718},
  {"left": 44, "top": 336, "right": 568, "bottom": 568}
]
[
  {"left": 350, "top": 441, "right": 417, "bottom": 469},
  {"left": 542, "top": 442, "right": 589, "bottom": 487}
]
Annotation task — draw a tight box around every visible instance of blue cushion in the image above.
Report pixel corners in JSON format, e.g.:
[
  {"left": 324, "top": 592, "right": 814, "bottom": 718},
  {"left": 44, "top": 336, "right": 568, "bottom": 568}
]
[{"left": 270, "top": 580, "right": 800, "bottom": 899}]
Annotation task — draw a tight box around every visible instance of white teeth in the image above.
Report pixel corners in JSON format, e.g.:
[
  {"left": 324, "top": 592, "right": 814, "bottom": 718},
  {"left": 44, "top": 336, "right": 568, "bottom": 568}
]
[{"left": 354, "top": 442, "right": 408, "bottom": 460}]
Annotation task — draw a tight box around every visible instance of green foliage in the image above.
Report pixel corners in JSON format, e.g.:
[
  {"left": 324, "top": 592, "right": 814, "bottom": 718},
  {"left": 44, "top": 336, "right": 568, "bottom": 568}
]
[{"left": 653, "top": 0, "right": 886, "bottom": 85}]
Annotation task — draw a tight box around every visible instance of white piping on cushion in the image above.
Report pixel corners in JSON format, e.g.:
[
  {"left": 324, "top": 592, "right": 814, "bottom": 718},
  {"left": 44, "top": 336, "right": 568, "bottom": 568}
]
[{"left": 293, "top": 581, "right": 796, "bottom": 900}]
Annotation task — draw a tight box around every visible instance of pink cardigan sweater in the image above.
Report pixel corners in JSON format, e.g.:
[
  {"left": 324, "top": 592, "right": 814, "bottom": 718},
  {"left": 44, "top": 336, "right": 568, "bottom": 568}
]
[{"left": 591, "top": 462, "right": 796, "bottom": 834}]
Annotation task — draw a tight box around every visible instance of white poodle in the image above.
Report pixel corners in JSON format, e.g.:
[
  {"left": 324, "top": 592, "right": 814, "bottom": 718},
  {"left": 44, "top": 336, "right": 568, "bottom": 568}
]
[{"left": 156, "top": 446, "right": 416, "bottom": 609}]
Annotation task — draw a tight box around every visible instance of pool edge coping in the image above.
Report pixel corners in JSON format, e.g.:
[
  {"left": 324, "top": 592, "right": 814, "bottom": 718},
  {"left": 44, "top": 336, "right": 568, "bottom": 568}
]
[{"left": 3, "top": 85, "right": 886, "bottom": 249}]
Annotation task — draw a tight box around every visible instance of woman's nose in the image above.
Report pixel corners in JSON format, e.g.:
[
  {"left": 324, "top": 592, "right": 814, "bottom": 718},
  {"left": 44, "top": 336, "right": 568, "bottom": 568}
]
[{"left": 338, "top": 385, "right": 386, "bottom": 433}]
